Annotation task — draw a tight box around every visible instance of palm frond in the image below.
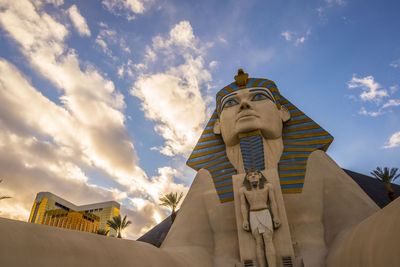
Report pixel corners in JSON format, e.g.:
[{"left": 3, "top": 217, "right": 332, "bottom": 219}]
[
  {"left": 371, "top": 166, "right": 400, "bottom": 201},
  {"left": 159, "top": 192, "right": 184, "bottom": 211},
  {"left": 97, "top": 229, "right": 110, "bottom": 235},
  {"left": 121, "top": 215, "right": 132, "bottom": 228},
  {"left": 370, "top": 166, "right": 399, "bottom": 184},
  {"left": 390, "top": 168, "right": 400, "bottom": 182},
  {"left": 106, "top": 214, "right": 131, "bottom": 238}
]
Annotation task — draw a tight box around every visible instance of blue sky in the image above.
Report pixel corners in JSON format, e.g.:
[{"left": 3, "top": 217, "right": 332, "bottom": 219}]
[{"left": 0, "top": 0, "right": 399, "bottom": 239}]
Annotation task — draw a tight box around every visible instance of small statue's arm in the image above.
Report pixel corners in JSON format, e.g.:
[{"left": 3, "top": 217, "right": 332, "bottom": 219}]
[
  {"left": 239, "top": 187, "right": 250, "bottom": 231},
  {"left": 267, "top": 183, "right": 281, "bottom": 228}
]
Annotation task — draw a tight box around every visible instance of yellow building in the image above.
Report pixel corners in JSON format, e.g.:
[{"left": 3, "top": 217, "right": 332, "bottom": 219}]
[{"left": 29, "top": 192, "right": 120, "bottom": 236}]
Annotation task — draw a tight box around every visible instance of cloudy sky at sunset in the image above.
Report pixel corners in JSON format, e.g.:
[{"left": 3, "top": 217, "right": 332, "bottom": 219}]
[{"left": 0, "top": 0, "right": 399, "bottom": 239}]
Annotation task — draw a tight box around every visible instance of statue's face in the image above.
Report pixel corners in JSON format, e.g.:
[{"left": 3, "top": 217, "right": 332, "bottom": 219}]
[
  {"left": 215, "top": 88, "right": 289, "bottom": 146},
  {"left": 247, "top": 171, "right": 262, "bottom": 188}
]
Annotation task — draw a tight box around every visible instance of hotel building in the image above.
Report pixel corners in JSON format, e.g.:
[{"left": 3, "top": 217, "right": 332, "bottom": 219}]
[{"left": 29, "top": 192, "right": 120, "bottom": 236}]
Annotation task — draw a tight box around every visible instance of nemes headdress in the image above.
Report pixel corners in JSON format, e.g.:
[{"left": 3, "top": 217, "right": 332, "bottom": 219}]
[{"left": 187, "top": 69, "right": 333, "bottom": 203}]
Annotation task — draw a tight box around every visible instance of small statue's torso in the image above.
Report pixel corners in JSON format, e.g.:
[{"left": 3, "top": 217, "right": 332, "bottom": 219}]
[{"left": 242, "top": 186, "right": 270, "bottom": 211}]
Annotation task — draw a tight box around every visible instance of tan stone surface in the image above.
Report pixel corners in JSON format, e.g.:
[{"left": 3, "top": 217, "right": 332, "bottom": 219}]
[
  {"left": 327, "top": 197, "right": 400, "bottom": 267},
  {"left": 162, "top": 168, "right": 240, "bottom": 266},
  {"left": 283, "top": 150, "right": 379, "bottom": 267},
  {"left": 0, "top": 217, "right": 181, "bottom": 267}
]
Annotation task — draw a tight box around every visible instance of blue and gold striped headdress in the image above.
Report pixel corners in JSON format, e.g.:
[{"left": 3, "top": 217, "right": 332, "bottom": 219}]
[{"left": 187, "top": 70, "right": 333, "bottom": 203}]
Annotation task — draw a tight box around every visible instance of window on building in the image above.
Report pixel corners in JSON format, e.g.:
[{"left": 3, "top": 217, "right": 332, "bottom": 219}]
[{"left": 55, "top": 202, "right": 70, "bottom": 211}]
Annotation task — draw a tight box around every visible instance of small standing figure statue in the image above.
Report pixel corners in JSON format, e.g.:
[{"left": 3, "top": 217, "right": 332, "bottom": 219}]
[{"left": 239, "top": 169, "right": 281, "bottom": 267}]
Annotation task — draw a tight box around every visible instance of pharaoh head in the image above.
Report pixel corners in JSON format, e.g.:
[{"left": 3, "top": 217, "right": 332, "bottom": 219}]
[
  {"left": 243, "top": 169, "right": 268, "bottom": 191},
  {"left": 187, "top": 69, "right": 334, "bottom": 203},
  {"left": 213, "top": 86, "right": 291, "bottom": 146}
]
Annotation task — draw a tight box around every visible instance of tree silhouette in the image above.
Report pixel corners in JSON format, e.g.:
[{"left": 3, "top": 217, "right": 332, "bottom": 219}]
[
  {"left": 96, "top": 228, "right": 110, "bottom": 236},
  {"left": 159, "top": 192, "right": 183, "bottom": 223},
  {"left": 371, "top": 167, "right": 400, "bottom": 201},
  {"left": 106, "top": 214, "right": 131, "bottom": 238}
]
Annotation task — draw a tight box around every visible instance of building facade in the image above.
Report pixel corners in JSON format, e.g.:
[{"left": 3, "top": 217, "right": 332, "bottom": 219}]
[{"left": 29, "top": 192, "right": 120, "bottom": 236}]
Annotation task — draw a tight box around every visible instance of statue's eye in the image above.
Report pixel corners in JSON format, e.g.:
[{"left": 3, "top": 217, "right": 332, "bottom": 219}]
[
  {"left": 222, "top": 98, "right": 239, "bottom": 109},
  {"left": 251, "top": 93, "right": 269, "bottom": 101}
]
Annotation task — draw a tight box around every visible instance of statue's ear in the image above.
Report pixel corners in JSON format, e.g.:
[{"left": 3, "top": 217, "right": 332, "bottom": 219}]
[
  {"left": 280, "top": 105, "right": 291, "bottom": 122},
  {"left": 213, "top": 118, "right": 221, "bottom": 134}
]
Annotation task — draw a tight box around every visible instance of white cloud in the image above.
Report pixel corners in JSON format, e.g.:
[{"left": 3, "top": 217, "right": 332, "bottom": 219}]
[
  {"left": 95, "top": 23, "right": 130, "bottom": 58},
  {"left": 147, "top": 167, "right": 187, "bottom": 202},
  {"left": 317, "top": 0, "right": 346, "bottom": 19},
  {"left": 209, "top": 60, "right": 218, "bottom": 68},
  {"left": 281, "top": 31, "right": 292, "bottom": 41},
  {"left": 358, "top": 107, "right": 383, "bottom": 117},
  {"left": 0, "top": 0, "right": 190, "bottom": 238},
  {"left": 67, "top": 5, "right": 91, "bottom": 37},
  {"left": 389, "top": 59, "right": 400, "bottom": 68},
  {"left": 0, "top": 56, "right": 188, "bottom": 239},
  {"left": 218, "top": 36, "right": 227, "bottom": 44},
  {"left": 316, "top": 6, "right": 324, "bottom": 19},
  {"left": 389, "top": 85, "right": 398, "bottom": 93},
  {"left": 281, "top": 29, "right": 311, "bottom": 45},
  {"left": 95, "top": 38, "right": 111, "bottom": 55},
  {"left": 295, "top": 29, "right": 311, "bottom": 45},
  {"left": 35, "top": 0, "right": 64, "bottom": 7},
  {"left": 382, "top": 99, "right": 400, "bottom": 109},
  {"left": 325, "top": 0, "right": 345, "bottom": 6},
  {"left": 102, "top": 0, "right": 152, "bottom": 20},
  {"left": 125, "top": 166, "right": 189, "bottom": 237},
  {"left": 119, "top": 59, "right": 136, "bottom": 78},
  {"left": 295, "top": 37, "right": 306, "bottom": 45},
  {"left": 95, "top": 29, "right": 116, "bottom": 57},
  {"left": 347, "top": 76, "right": 399, "bottom": 118},
  {"left": 131, "top": 21, "right": 212, "bottom": 157},
  {"left": 118, "top": 64, "right": 125, "bottom": 78},
  {"left": 347, "top": 75, "right": 388, "bottom": 102},
  {"left": 383, "top": 131, "right": 400, "bottom": 149}
]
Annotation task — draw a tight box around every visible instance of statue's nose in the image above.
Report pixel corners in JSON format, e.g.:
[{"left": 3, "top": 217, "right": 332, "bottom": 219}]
[{"left": 239, "top": 100, "right": 251, "bottom": 110}]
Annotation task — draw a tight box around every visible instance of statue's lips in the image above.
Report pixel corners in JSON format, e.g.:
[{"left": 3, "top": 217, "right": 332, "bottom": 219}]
[{"left": 237, "top": 113, "right": 259, "bottom": 121}]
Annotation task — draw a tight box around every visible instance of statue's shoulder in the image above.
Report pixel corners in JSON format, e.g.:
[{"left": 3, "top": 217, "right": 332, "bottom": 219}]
[
  {"left": 307, "top": 149, "right": 332, "bottom": 166},
  {"left": 197, "top": 168, "right": 212, "bottom": 177},
  {"left": 305, "top": 149, "right": 348, "bottom": 180},
  {"left": 189, "top": 168, "right": 214, "bottom": 190}
]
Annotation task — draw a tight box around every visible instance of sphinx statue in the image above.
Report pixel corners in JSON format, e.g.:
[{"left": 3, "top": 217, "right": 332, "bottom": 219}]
[
  {"left": 0, "top": 70, "right": 399, "bottom": 267},
  {"left": 161, "top": 69, "right": 400, "bottom": 267}
]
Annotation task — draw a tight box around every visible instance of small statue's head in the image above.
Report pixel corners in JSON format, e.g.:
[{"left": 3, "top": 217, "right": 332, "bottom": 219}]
[
  {"left": 243, "top": 169, "right": 267, "bottom": 190},
  {"left": 213, "top": 69, "right": 291, "bottom": 146}
]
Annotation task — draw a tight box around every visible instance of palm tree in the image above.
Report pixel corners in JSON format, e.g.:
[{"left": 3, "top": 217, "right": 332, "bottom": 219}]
[
  {"left": 159, "top": 192, "right": 183, "bottom": 223},
  {"left": 106, "top": 214, "right": 131, "bottom": 238},
  {"left": 371, "top": 167, "right": 400, "bottom": 201},
  {"left": 96, "top": 228, "right": 109, "bottom": 236},
  {"left": 0, "top": 179, "right": 11, "bottom": 201}
]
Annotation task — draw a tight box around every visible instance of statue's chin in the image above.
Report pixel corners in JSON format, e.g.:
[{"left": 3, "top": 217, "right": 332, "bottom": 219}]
[
  {"left": 237, "top": 121, "right": 282, "bottom": 140},
  {"left": 260, "top": 128, "right": 282, "bottom": 140}
]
